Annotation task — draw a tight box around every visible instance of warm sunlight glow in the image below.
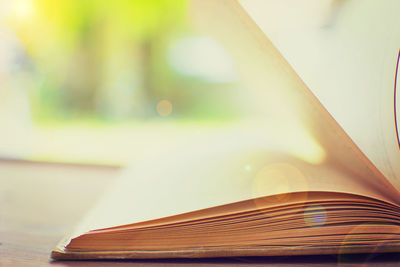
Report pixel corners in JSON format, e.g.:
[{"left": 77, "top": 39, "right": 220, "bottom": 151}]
[
  {"left": 269, "top": 121, "right": 327, "bottom": 165},
  {"left": 289, "top": 132, "right": 326, "bottom": 165},
  {"left": 11, "top": 0, "right": 35, "bottom": 21},
  {"left": 252, "top": 163, "right": 308, "bottom": 206}
]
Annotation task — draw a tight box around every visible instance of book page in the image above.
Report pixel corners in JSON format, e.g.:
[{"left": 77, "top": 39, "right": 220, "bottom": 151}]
[
  {"left": 239, "top": 0, "right": 400, "bottom": 190},
  {"left": 68, "top": 0, "right": 400, "bottom": 236},
  {"left": 189, "top": 0, "right": 400, "bottom": 201},
  {"left": 73, "top": 126, "right": 400, "bottom": 234}
]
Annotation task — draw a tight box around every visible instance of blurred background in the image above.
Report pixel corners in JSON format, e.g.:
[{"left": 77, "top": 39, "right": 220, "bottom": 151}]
[
  {"left": 0, "top": 0, "right": 339, "bottom": 168},
  {"left": 0, "top": 0, "right": 246, "bottom": 165}
]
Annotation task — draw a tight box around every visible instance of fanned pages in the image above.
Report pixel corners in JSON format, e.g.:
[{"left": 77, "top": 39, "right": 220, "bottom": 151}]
[
  {"left": 240, "top": 0, "right": 400, "bottom": 189},
  {"left": 52, "top": 0, "right": 400, "bottom": 260}
]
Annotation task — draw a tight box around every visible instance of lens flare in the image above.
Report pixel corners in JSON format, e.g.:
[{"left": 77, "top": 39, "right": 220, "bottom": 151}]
[
  {"left": 338, "top": 224, "right": 400, "bottom": 265},
  {"left": 303, "top": 204, "right": 326, "bottom": 227},
  {"left": 252, "top": 163, "right": 308, "bottom": 207}
]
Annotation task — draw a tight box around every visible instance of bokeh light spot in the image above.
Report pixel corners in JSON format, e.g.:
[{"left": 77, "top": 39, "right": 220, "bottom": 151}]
[
  {"left": 303, "top": 204, "right": 326, "bottom": 227},
  {"left": 156, "top": 100, "right": 173, "bottom": 117},
  {"left": 252, "top": 163, "right": 308, "bottom": 207},
  {"left": 244, "top": 164, "right": 252, "bottom": 172}
]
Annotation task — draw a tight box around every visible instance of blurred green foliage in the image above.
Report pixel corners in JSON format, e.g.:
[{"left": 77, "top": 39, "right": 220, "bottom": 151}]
[{"left": 5, "top": 0, "right": 238, "bottom": 123}]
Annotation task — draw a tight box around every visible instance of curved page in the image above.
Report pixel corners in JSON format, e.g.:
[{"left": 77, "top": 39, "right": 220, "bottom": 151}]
[
  {"left": 63, "top": 0, "right": 400, "bottom": 241},
  {"left": 240, "top": 0, "right": 400, "bottom": 189},
  {"left": 69, "top": 128, "right": 400, "bottom": 237}
]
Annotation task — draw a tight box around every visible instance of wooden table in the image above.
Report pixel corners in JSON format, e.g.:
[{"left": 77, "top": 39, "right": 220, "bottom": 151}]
[{"left": 1, "top": 158, "right": 400, "bottom": 266}]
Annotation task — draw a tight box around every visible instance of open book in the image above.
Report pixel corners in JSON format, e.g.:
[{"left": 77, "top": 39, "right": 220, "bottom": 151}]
[{"left": 52, "top": 0, "right": 400, "bottom": 259}]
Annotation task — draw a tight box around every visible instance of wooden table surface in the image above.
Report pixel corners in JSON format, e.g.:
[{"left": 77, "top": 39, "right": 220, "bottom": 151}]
[{"left": 1, "top": 158, "right": 400, "bottom": 266}]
